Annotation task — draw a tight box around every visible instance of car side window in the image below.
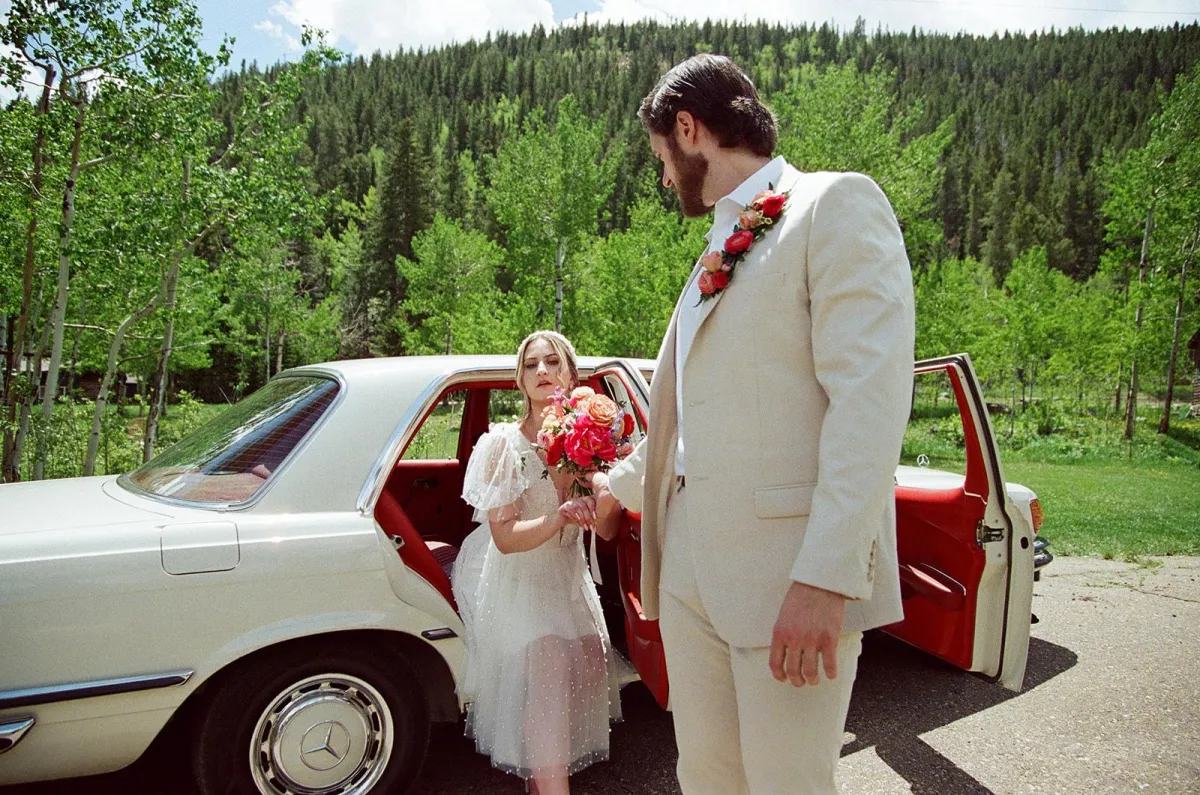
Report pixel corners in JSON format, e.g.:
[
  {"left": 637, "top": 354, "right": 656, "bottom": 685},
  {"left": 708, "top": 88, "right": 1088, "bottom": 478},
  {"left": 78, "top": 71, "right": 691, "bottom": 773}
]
[
  {"left": 401, "top": 392, "right": 465, "bottom": 460},
  {"left": 902, "top": 369, "right": 968, "bottom": 475},
  {"left": 599, "top": 372, "right": 647, "bottom": 443},
  {"left": 489, "top": 389, "right": 524, "bottom": 426}
]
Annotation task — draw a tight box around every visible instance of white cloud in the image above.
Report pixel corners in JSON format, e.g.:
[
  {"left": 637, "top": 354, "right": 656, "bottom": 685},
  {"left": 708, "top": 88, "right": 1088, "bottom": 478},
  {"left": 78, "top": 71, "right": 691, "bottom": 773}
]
[
  {"left": 568, "top": 0, "right": 1198, "bottom": 36},
  {"left": 254, "top": 20, "right": 286, "bottom": 38},
  {"left": 254, "top": 18, "right": 303, "bottom": 50},
  {"left": 270, "top": 0, "right": 556, "bottom": 54}
]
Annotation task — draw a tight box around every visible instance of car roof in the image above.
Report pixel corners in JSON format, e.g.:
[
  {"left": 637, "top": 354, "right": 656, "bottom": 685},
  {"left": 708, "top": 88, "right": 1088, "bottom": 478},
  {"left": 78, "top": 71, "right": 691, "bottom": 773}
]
[
  {"left": 251, "top": 355, "right": 655, "bottom": 515},
  {"left": 285, "top": 354, "right": 656, "bottom": 382}
]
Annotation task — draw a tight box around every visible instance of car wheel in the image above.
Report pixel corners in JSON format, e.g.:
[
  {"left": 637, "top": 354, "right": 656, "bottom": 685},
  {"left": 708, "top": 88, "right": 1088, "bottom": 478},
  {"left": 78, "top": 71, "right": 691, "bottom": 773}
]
[{"left": 193, "top": 645, "right": 429, "bottom": 795}]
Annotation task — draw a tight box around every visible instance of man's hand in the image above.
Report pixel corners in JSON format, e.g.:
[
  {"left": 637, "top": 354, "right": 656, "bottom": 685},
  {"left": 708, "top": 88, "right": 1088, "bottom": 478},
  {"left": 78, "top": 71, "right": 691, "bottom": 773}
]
[
  {"left": 769, "top": 582, "right": 847, "bottom": 687},
  {"left": 588, "top": 471, "right": 620, "bottom": 515},
  {"left": 587, "top": 471, "right": 622, "bottom": 541}
]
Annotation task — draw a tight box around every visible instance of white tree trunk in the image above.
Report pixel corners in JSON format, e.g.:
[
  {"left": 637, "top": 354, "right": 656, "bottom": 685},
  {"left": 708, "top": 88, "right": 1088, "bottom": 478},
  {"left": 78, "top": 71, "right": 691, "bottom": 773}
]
[
  {"left": 554, "top": 238, "right": 565, "bottom": 333},
  {"left": 1124, "top": 203, "right": 1154, "bottom": 442},
  {"left": 83, "top": 295, "right": 163, "bottom": 476},
  {"left": 3, "top": 63, "right": 55, "bottom": 483},
  {"left": 142, "top": 160, "right": 191, "bottom": 463},
  {"left": 34, "top": 98, "right": 87, "bottom": 480},
  {"left": 1159, "top": 224, "right": 1196, "bottom": 435}
]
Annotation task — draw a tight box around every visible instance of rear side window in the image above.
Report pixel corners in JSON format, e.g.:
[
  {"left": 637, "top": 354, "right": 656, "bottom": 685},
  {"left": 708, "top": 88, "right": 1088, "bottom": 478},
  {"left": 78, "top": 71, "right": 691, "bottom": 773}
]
[{"left": 123, "top": 376, "right": 339, "bottom": 505}]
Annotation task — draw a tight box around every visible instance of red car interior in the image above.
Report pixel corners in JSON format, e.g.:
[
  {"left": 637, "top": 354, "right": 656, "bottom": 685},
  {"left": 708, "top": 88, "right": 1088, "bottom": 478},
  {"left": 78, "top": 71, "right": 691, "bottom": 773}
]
[
  {"left": 372, "top": 376, "right": 623, "bottom": 615},
  {"left": 887, "top": 365, "right": 990, "bottom": 671},
  {"left": 371, "top": 360, "right": 999, "bottom": 697}
]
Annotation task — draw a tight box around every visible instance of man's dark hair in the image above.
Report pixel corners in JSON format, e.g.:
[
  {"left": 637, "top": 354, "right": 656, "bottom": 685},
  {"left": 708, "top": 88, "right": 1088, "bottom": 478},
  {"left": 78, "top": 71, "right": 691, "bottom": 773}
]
[{"left": 638, "top": 54, "right": 777, "bottom": 158}]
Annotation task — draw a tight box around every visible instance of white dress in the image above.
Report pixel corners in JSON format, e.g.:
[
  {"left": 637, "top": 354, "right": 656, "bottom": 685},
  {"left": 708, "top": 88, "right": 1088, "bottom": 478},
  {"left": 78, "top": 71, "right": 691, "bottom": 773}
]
[{"left": 451, "top": 423, "right": 622, "bottom": 780}]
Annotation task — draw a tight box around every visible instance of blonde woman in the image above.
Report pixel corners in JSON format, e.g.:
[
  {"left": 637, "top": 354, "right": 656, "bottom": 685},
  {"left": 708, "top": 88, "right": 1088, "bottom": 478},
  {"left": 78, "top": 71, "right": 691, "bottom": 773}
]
[{"left": 451, "top": 330, "right": 622, "bottom": 795}]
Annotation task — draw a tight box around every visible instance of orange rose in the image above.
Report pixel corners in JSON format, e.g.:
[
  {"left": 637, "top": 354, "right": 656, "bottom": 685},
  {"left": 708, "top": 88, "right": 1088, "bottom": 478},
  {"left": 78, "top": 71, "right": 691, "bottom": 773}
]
[
  {"left": 738, "top": 209, "right": 763, "bottom": 230},
  {"left": 586, "top": 394, "right": 621, "bottom": 429},
  {"left": 570, "top": 386, "right": 595, "bottom": 400},
  {"left": 700, "top": 251, "right": 724, "bottom": 273}
]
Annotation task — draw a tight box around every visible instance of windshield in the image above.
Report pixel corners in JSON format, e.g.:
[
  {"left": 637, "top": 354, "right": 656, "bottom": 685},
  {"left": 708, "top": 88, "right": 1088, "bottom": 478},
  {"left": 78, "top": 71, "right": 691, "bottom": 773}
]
[{"left": 122, "top": 375, "right": 339, "bottom": 505}]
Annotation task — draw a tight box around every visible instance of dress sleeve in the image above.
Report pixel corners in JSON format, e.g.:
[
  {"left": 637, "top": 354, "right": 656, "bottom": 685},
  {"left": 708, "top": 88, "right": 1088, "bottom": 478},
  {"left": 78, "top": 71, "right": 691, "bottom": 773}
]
[{"left": 461, "top": 425, "right": 531, "bottom": 518}]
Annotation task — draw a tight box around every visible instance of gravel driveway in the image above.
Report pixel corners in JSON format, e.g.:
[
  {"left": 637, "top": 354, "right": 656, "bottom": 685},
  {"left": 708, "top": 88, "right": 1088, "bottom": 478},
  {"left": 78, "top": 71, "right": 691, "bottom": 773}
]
[{"left": 5, "top": 556, "right": 1198, "bottom": 794}]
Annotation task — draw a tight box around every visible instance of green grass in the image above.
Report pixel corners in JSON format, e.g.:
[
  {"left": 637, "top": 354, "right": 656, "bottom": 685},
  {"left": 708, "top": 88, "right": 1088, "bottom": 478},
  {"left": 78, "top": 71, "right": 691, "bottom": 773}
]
[{"left": 1004, "top": 459, "right": 1200, "bottom": 559}]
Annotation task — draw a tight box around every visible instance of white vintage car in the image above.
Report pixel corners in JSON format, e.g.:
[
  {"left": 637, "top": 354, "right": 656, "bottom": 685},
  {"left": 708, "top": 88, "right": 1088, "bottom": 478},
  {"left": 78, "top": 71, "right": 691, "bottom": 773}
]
[{"left": 0, "top": 354, "right": 1049, "bottom": 793}]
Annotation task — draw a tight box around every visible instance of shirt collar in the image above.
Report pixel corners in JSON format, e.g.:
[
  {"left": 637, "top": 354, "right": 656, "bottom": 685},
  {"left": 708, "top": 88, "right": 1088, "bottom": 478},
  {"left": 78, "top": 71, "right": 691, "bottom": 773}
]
[{"left": 704, "top": 155, "right": 787, "bottom": 240}]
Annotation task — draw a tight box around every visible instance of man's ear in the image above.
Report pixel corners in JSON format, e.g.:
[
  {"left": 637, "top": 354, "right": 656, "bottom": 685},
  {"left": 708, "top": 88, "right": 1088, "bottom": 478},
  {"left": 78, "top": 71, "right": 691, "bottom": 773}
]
[{"left": 675, "top": 110, "right": 701, "bottom": 148}]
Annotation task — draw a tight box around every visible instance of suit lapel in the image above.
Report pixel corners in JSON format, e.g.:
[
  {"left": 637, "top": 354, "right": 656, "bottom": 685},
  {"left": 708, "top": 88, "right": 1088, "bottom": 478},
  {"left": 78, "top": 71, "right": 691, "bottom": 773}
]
[{"left": 690, "top": 166, "right": 805, "bottom": 342}]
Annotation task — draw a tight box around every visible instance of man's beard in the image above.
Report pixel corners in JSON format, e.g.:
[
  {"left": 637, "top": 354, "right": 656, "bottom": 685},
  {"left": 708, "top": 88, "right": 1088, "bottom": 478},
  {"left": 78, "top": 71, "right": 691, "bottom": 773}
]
[{"left": 667, "top": 139, "right": 711, "bottom": 218}]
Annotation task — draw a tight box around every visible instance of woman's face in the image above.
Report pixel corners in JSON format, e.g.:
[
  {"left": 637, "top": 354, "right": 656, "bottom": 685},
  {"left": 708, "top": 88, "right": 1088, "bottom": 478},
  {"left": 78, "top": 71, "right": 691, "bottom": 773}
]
[{"left": 521, "top": 337, "right": 571, "bottom": 405}]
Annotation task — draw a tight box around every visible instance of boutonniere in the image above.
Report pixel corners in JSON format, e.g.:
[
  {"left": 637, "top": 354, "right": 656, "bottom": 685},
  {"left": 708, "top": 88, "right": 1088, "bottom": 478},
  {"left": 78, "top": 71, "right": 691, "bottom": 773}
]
[{"left": 697, "top": 187, "right": 789, "bottom": 304}]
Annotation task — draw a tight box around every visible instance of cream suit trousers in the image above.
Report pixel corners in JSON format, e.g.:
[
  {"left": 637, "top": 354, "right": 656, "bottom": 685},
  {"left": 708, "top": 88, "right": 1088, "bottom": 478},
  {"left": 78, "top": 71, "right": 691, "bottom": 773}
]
[{"left": 659, "top": 488, "right": 863, "bottom": 795}]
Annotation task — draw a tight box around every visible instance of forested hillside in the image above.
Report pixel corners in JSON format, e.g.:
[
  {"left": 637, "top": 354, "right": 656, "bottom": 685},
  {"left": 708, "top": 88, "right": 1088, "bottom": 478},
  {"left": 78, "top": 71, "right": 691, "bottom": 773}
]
[{"left": 3, "top": 8, "right": 1198, "bottom": 481}]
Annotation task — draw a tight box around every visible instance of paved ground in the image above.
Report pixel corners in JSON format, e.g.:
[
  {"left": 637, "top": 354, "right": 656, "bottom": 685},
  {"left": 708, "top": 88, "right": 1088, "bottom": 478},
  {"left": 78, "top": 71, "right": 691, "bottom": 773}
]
[{"left": 5, "top": 556, "right": 1199, "bottom": 794}]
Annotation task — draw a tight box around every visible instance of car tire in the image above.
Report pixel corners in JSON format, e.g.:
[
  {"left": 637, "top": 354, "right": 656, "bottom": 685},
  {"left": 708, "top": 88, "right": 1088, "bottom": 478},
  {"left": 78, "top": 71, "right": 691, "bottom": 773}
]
[{"left": 192, "top": 643, "right": 430, "bottom": 795}]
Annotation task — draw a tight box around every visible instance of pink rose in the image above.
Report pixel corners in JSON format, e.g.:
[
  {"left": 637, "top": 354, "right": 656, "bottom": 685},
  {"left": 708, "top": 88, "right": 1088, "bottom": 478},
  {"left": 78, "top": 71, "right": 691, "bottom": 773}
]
[
  {"left": 738, "top": 209, "right": 763, "bottom": 230},
  {"left": 570, "top": 386, "right": 595, "bottom": 400},
  {"left": 700, "top": 251, "right": 724, "bottom": 273},
  {"left": 724, "top": 230, "right": 754, "bottom": 255},
  {"left": 563, "top": 421, "right": 617, "bottom": 467},
  {"left": 698, "top": 270, "right": 717, "bottom": 295}
]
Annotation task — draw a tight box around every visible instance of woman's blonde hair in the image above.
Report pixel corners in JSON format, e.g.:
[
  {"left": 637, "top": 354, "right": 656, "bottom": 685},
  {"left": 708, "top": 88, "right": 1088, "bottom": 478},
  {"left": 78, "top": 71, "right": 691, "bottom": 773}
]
[{"left": 515, "top": 330, "right": 580, "bottom": 422}]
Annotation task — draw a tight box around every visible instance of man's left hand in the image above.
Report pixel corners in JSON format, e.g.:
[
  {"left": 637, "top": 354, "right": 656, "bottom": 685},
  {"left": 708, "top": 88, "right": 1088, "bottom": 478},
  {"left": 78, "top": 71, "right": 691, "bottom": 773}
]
[{"left": 769, "top": 581, "right": 846, "bottom": 687}]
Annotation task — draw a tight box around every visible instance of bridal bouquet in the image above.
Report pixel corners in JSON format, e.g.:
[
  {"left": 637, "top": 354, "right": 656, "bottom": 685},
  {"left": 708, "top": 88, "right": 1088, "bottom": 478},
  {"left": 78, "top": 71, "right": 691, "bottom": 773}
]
[{"left": 536, "top": 386, "right": 636, "bottom": 497}]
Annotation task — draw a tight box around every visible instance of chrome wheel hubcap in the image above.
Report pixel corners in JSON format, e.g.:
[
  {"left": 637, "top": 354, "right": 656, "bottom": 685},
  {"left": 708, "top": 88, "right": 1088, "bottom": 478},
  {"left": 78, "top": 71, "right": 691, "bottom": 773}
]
[{"left": 250, "top": 673, "right": 393, "bottom": 794}]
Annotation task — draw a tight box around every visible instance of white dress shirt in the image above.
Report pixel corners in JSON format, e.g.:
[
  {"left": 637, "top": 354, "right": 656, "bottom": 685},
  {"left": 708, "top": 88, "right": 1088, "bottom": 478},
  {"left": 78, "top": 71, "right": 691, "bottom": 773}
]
[{"left": 674, "top": 156, "right": 787, "bottom": 477}]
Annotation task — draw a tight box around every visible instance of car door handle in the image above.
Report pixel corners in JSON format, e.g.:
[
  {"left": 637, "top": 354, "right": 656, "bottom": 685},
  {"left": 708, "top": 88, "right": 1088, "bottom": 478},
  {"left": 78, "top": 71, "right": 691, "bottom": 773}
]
[{"left": 413, "top": 477, "right": 438, "bottom": 489}]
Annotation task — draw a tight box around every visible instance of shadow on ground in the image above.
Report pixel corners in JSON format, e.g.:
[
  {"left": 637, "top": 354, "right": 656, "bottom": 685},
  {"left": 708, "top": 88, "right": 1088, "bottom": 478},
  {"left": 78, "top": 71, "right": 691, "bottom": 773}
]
[
  {"left": 0, "top": 632, "right": 1077, "bottom": 795},
  {"left": 843, "top": 633, "right": 1079, "bottom": 794}
]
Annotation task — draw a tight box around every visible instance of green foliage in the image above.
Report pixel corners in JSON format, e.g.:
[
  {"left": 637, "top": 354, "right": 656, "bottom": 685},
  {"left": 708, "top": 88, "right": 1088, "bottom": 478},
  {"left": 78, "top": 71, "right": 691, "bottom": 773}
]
[
  {"left": 772, "top": 60, "right": 954, "bottom": 261},
  {"left": 399, "top": 214, "right": 507, "bottom": 354},
  {"left": 486, "top": 95, "right": 617, "bottom": 335},
  {"left": 574, "top": 197, "right": 707, "bottom": 358},
  {"left": 5, "top": 15, "right": 1200, "bottom": 486}
]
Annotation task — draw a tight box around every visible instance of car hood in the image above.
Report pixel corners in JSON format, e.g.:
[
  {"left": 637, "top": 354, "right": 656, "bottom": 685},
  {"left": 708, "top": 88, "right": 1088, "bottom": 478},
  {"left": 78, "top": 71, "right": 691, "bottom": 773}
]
[
  {"left": 895, "top": 465, "right": 1035, "bottom": 503},
  {"left": 0, "top": 476, "right": 172, "bottom": 537}
]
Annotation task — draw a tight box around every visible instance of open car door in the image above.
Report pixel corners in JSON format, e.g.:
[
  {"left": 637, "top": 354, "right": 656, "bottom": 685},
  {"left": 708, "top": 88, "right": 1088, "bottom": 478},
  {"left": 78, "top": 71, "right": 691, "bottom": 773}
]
[
  {"left": 887, "top": 354, "right": 1035, "bottom": 691},
  {"left": 588, "top": 359, "right": 669, "bottom": 708}
]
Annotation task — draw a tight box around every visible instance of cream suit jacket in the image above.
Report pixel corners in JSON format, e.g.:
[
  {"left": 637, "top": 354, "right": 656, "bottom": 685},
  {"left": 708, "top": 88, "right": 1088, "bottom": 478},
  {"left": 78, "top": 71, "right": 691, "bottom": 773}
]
[{"left": 608, "top": 165, "right": 915, "bottom": 648}]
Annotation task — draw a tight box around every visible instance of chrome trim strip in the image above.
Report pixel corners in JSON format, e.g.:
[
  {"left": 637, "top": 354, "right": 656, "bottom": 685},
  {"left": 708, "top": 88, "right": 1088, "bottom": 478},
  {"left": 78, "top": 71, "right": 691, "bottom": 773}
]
[
  {"left": 356, "top": 362, "right": 607, "bottom": 514},
  {"left": 0, "top": 716, "right": 35, "bottom": 754},
  {"left": 0, "top": 670, "right": 193, "bottom": 710},
  {"left": 117, "top": 370, "right": 348, "bottom": 513}
]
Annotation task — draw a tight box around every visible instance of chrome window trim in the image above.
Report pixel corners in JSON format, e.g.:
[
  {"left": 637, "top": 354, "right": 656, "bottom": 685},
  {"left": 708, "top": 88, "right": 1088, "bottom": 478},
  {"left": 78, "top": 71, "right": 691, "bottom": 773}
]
[
  {"left": 356, "top": 363, "right": 608, "bottom": 515},
  {"left": 0, "top": 670, "right": 194, "bottom": 710},
  {"left": 117, "top": 370, "right": 347, "bottom": 513}
]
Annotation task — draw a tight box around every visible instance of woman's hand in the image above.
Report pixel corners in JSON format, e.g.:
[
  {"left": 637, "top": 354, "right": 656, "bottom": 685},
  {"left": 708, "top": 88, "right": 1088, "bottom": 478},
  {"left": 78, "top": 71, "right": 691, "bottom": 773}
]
[{"left": 557, "top": 495, "right": 597, "bottom": 531}]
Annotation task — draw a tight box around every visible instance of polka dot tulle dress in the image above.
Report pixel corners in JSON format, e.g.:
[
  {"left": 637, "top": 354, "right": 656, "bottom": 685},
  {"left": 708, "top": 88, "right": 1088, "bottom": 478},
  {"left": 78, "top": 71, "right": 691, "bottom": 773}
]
[{"left": 451, "top": 423, "right": 622, "bottom": 781}]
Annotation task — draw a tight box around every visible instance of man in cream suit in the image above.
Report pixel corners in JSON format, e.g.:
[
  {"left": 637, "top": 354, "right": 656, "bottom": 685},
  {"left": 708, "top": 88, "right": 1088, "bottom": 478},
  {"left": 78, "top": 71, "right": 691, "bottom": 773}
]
[{"left": 595, "top": 54, "right": 915, "bottom": 793}]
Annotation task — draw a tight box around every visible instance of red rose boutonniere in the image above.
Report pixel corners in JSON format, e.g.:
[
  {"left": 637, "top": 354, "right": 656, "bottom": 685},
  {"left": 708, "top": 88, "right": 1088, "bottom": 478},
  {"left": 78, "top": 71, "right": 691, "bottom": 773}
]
[{"left": 697, "top": 186, "right": 790, "bottom": 304}]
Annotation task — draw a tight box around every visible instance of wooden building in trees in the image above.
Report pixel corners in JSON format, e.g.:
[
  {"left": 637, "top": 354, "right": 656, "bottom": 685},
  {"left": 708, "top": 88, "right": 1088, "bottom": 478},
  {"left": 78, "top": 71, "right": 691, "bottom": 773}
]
[{"left": 1189, "top": 328, "right": 1200, "bottom": 416}]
